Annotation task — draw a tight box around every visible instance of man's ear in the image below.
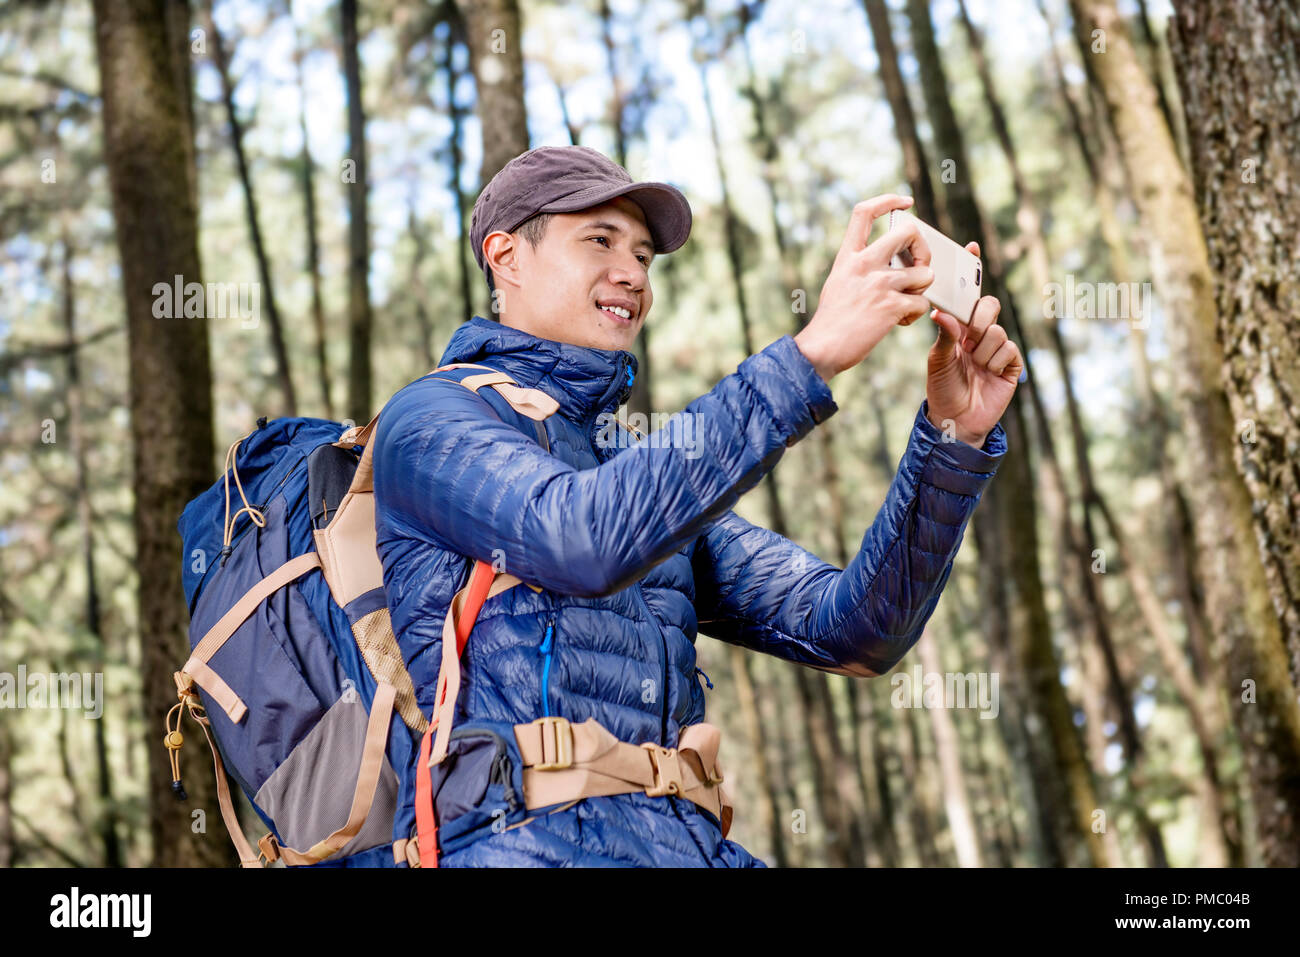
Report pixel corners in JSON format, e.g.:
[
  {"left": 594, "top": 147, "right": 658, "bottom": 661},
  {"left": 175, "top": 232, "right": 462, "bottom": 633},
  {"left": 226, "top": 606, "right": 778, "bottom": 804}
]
[{"left": 483, "top": 230, "right": 521, "bottom": 290}]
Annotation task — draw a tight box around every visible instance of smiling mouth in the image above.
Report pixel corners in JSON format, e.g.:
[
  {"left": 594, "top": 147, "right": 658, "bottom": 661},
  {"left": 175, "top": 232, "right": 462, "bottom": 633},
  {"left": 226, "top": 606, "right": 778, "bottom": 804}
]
[{"left": 596, "top": 303, "right": 636, "bottom": 325}]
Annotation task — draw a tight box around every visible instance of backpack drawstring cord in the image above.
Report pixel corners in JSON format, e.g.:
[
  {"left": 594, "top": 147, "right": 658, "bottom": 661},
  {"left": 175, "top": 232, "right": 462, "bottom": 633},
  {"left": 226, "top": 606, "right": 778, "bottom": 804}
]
[{"left": 221, "top": 432, "right": 266, "bottom": 565}]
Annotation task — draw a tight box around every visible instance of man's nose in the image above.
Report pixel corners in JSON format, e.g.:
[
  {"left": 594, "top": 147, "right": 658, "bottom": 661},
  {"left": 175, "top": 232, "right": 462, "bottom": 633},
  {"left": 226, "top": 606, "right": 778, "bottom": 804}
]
[{"left": 608, "top": 258, "right": 647, "bottom": 290}]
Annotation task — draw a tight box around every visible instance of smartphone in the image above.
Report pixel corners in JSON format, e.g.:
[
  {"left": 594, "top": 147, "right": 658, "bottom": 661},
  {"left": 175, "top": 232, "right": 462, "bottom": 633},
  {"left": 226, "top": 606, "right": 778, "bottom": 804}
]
[{"left": 887, "top": 210, "right": 982, "bottom": 323}]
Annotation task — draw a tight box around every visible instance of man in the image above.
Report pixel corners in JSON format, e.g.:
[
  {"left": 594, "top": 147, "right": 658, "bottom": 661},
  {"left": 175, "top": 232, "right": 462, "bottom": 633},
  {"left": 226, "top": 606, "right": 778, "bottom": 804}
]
[{"left": 372, "top": 145, "right": 1021, "bottom": 867}]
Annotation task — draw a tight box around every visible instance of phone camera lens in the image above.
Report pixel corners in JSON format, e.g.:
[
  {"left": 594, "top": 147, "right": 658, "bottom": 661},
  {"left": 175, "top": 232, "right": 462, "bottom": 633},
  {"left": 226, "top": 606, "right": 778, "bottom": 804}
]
[{"left": 975, "top": 266, "right": 982, "bottom": 285}]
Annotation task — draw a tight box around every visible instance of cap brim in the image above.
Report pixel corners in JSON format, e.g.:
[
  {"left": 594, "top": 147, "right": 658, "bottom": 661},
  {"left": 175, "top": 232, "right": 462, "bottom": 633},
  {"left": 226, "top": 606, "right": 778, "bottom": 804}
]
[{"left": 536, "top": 181, "right": 692, "bottom": 254}]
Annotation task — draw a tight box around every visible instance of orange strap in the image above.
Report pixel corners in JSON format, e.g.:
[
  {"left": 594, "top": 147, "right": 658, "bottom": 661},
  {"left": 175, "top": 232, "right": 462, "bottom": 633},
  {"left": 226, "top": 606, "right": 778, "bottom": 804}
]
[
  {"left": 415, "top": 559, "right": 518, "bottom": 867},
  {"left": 414, "top": 723, "right": 438, "bottom": 868},
  {"left": 429, "top": 563, "right": 526, "bottom": 765}
]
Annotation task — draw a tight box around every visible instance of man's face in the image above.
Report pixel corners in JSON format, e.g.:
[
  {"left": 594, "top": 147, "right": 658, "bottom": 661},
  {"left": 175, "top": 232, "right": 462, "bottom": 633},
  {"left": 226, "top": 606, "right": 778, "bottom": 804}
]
[{"left": 486, "top": 196, "right": 655, "bottom": 353}]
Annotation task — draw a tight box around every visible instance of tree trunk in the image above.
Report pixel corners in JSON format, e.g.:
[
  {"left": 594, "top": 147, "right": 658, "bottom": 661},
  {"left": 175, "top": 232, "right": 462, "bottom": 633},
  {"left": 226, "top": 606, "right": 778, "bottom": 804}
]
[
  {"left": 858, "top": 685, "right": 903, "bottom": 866},
  {"left": 895, "top": 700, "right": 943, "bottom": 866},
  {"left": 916, "top": 631, "right": 982, "bottom": 866},
  {"left": 1130, "top": 0, "right": 1189, "bottom": 165},
  {"left": 342, "top": 0, "right": 373, "bottom": 424},
  {"left": 61, "top": 229, "right": 125, "bottom": 868},
  {"left": 93, "top": 0, "right": 232, "bottom": 867},
  {"left": 0, "top": 719, "right": 12, "bottom": 868},
  {"left": 759, "top": 656, "right": 808, "bottom": 866},
  {"left": 201, "top": 0, "right": 296, "bottom": 416},
  {"left": 858, "top": 0, "right": 942, "bottom": 227},
  {"left": 1171, "top": 0, "right": 1300, "bottom": 693},
  {"left": 456, "top": 0, "right": 529, "bottom": 184},
  {"left": 728, "top": 644, "right": 787, "bottom": 867},
  {"left": 1070, "top": 0, "right": 1300, "bottom": 866},
  {"left": 291, "top": 0, "right": 332, "bottom": 418},
  {"left": 407, "top": 197, "right": 437, "bottom": 370},
  {"left": 444, "top": 4, "right": 477, "bottom": 325},
  {"left": 554, "top": 74, "right": 580, "bottom": 146}
]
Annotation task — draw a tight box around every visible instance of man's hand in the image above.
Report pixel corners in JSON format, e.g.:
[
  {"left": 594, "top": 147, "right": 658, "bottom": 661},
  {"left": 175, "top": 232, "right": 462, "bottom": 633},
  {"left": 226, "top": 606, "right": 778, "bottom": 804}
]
[
  {"left": 925, "top": 242, "right": 1023, "bottom": 449},
  {"left": 795, "top": 194, "right": 936, "bottom": 383}
]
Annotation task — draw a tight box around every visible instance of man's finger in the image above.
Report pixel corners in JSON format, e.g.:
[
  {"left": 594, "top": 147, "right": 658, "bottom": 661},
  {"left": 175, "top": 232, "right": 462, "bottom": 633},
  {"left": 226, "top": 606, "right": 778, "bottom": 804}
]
[
  {"left": 972, "top": 322, "right": 1007, "bottom": 366},
  {"left": 865, "top": 217, "right": 931, "bottom": 270},
  {"left": 896, "top": 292, "right": 930, "bottom": 324},
  {"left": 963, "top": 295, "right": 999, "bottom": 351},
  {"left": 987, "top": 339, "right": 1021, "bottom": 377},
  {"left": 965, "top": 240, "right": 981, "bottom": 260},
  {"left": 931, "top": 308, "right": 962, "bottom": 348},
  {"left": 885, "top": 264, "right": 934, "bottom": 292},
  {"left": 841, "top": 194, "right": 913, "bottom": 260}
]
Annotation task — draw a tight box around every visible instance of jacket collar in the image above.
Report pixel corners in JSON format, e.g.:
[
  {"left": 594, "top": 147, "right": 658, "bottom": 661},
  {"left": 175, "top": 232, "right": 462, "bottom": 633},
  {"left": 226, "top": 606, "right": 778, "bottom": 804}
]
[{"left": 437, "top": 315, "right": 638, "bottom": 423}]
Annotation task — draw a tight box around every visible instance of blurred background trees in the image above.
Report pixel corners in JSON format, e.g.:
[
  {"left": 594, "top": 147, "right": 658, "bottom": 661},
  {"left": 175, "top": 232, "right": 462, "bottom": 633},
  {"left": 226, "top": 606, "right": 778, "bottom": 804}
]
[{"left": 3, "top": 0, "right": 1297, "bottom": 867}]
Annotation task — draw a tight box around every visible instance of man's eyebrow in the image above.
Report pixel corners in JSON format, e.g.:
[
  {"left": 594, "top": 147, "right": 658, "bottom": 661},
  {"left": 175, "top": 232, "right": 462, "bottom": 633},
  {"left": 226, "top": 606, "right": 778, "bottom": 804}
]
[{"left": 582, "top": 220, "right": 655, "bottom": 254}]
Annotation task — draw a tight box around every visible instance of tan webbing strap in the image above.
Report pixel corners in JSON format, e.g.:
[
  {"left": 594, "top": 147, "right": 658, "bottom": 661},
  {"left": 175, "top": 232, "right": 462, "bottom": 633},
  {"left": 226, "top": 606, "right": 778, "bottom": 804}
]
[
  {"left": 183, "top": 659, "right": 247, "bottom": 724},
  {"left": 431, "top": 362, "right": 498, "bottom": 374},
  {"left": 352, "top": 608, "right": 426, "bottom": 735},
  {"left": 446, "top": 367, "right": 562, "bottom": 421},
  {"left": 189, "top": 705, "right": 263, "bottom": 867},
  {"left": 512, "top": 717, "right": 734, "bottom": 837},
  {"left": 182, "top": 551, "right": 323, "bottom": 723},
  {"left": 347, "top": 430, "right": 378, "bottom": 495},
  {"left": 188, "top": 551, "right": 323, "bottom": 668},
  {"left": 392, "top": 836, "right": 421, "bottom": 867},
  {"left": 332, "top": 415, "right": 379, "bottom": 451},
  {"left": 427, "top": 570, "right": 528, "bottom": 766},
  {"left": 265, "top": 681, "right": 398, "bottom": 867},
  {"left": 312, "top": 486, "right": 382, "bottom": 603},
  {"left": 459, "top": 371, "right": 515, "bottom": 394}
]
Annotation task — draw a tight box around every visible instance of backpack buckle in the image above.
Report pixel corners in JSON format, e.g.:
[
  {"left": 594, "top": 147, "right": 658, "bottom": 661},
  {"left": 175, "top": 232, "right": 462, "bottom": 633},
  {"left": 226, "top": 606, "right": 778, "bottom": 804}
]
[
  {"left": 640, "top": 744, "right": 683, "bottom": 798},
  {"left": 258, "top": 832, "right": 281, "bottom": 865},
  {"left": 530, "top": 716, "right": 573, "bottom": 770}
]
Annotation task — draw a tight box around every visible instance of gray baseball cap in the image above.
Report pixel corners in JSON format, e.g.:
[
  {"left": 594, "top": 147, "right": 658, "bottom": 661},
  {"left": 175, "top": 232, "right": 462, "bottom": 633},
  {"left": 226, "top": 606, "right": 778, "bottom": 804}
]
[{"left": 470, "top": 145, "right": 692, "bottom": 287}]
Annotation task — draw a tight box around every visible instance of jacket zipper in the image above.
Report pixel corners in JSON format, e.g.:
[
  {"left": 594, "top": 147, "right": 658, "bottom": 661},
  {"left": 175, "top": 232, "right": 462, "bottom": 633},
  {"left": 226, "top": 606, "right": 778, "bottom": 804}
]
[
  {"left": 629, "top": 583, "right": 669, "bottom": 745},
  {"left": 583, "top": 353, "right": 631, "bottom": 457},
  {"left": 538, "top": 616, "right": 557, "bottom": 717},
  {"left": 584, "top": 354, "right": 666, "bottom": 744}
]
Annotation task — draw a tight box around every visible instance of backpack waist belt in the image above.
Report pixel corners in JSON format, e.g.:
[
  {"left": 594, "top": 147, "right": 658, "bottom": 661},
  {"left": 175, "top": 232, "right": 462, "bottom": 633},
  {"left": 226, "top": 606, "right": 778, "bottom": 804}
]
[
  {"left": 396, "top": 715, "right": 734, "bottom": 867},
  {"left": 512, "top": 715, "right": 733, "bottom": 835}
]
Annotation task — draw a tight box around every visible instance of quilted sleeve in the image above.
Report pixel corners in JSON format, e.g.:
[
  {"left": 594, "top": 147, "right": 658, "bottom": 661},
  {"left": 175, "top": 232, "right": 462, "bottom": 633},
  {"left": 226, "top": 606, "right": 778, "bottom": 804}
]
[
  {"left": 692, "top": 400, "right": 1005, "bottom": 676},
  {"left": 372, "top": 335, "right": 837, "bottom": 599}
]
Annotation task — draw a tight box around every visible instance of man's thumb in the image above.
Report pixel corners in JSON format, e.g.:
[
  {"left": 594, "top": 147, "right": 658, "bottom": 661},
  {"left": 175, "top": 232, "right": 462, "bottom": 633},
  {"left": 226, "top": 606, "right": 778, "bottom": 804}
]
[{"left": 931, "top": 309, "right": 962, "bottom": 349}]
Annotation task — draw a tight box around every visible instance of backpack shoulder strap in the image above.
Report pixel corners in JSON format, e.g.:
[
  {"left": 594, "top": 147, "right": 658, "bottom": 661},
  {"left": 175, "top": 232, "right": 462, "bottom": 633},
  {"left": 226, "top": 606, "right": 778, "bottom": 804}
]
[{"left": 423, "top": 362, "right": 558, "bottom": 452}]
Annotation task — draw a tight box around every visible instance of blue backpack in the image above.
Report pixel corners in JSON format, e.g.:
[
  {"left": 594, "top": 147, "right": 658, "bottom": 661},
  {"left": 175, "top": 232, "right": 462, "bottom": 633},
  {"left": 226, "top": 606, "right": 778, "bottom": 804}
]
[{"left": 170, "top": 364, "right": 557, "bottom": 867}]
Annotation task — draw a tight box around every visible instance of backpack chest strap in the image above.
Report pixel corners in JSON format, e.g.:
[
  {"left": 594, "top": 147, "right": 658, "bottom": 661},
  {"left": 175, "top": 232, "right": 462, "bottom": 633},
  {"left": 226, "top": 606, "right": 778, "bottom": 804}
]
[{"left": 512, "top": 716, "right": 733, "bottom": 838}]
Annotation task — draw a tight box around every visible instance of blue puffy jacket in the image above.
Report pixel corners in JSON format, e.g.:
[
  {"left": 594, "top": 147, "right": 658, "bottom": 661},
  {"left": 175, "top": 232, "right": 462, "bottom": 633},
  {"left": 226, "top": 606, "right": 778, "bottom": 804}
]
[{"left": 372, "top": 315, "right": 1005, "bottom": 867}]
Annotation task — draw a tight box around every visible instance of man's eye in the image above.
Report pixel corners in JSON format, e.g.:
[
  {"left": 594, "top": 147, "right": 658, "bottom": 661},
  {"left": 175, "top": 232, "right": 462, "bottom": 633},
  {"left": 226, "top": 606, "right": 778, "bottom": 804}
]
[{"left": 590, "top": 235, "right": 649, "bottom": 266}]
